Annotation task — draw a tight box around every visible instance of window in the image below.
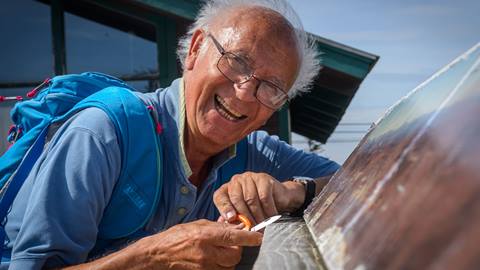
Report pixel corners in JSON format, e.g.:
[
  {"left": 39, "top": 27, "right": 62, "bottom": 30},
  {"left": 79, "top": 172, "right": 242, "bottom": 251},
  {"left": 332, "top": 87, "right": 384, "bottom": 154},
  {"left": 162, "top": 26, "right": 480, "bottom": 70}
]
[
  {"left": 0, "top": 1, "right": 53, "bottom": 83},
  {"left": 65, "top": 12, "right": 158, "bottom": 89}
]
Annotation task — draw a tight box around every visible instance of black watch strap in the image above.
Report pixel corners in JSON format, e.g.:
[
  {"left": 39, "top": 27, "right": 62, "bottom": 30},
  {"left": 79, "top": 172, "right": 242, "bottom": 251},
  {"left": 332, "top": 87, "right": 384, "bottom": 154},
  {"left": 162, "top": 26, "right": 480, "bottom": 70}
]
[{"left": 290, "top": 178, "right": 316, "bottom": 217}]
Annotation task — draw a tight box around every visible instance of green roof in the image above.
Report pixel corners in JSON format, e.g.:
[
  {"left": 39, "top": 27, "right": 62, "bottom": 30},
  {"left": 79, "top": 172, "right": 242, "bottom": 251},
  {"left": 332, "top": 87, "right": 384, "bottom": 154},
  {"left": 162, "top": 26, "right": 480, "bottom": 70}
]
[{"left": 290, "top": 34, "right": 378, "bottom": 143}]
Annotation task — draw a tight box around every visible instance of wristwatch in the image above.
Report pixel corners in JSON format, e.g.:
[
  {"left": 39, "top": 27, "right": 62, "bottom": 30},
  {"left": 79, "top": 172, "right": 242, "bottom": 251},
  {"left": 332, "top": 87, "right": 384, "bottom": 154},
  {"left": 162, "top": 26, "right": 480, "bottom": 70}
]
[{"left": 290, "top": 177, "right": 316, "bottom": 217}]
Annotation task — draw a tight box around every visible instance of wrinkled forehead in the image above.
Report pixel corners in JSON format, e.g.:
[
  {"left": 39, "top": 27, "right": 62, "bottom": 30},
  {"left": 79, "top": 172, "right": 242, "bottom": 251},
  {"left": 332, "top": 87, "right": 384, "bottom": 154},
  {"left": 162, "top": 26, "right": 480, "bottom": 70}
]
[
  {"left": 208, "top": 6, "right": 300, "bottom": 87},
  {"left": 209, "top": 5, "right": 298, "bottom": 53}
]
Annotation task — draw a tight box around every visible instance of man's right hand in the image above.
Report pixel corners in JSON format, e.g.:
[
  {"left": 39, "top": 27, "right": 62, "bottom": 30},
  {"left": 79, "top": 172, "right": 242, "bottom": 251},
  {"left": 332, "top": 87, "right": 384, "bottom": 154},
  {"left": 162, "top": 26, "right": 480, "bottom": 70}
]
[
  {"left": 137, "top": 219, "right": 262, "bottom": 269},
  {"left": 67, "top": 219, "right": 262, "bottom": 270}
]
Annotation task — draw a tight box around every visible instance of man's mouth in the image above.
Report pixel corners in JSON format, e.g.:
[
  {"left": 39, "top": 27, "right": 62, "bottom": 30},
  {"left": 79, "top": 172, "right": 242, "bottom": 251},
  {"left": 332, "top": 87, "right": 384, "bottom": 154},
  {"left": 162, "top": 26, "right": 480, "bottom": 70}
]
[{"left": 214, "top": 94, "right": 247, "bottom": 122}]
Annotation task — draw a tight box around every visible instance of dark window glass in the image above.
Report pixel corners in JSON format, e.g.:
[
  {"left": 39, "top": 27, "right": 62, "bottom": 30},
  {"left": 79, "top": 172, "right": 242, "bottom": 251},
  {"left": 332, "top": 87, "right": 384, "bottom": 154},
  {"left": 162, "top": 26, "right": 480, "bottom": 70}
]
[
  {"left": 0, "top": 1, "right": 53, "bottom": 83},
  {"left": 65, "top": 12, "right": 158, "bottom": 83},
  {"left": 127, "top": 80, "right": 161, "bottom": 93}
]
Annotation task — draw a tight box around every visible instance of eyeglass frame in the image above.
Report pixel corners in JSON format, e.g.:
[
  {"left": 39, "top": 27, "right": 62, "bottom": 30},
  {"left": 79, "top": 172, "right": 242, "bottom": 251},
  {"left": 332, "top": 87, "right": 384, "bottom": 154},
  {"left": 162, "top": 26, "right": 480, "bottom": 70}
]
[{"left": 206, "top": 32, "right": 290, "bottom": 110}]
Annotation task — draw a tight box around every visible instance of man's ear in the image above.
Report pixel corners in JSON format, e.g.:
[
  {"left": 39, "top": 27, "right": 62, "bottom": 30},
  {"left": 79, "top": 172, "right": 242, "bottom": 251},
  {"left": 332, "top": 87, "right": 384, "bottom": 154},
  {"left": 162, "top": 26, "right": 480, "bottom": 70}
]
[{"left": 185, "top": 29, "right": 205, "bottom": 70}]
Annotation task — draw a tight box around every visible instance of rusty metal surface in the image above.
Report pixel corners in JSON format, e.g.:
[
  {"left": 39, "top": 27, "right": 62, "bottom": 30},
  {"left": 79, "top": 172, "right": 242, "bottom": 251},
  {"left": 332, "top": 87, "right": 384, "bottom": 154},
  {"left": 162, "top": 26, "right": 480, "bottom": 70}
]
[{"left": 304, "top": 43, "right": 480, "bottom": 270}]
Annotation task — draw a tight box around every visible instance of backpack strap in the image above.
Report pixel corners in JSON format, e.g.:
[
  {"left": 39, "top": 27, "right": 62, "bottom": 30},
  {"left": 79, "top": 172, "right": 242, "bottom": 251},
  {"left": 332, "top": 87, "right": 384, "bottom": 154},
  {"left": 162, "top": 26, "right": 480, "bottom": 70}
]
[
  {"left": 70, "top": 87, "right": 163, "bottom": 240},
  {"left": 215, "top": 138, "right": 248, "bottom": 190},
  {"left": 0, "top": 74, "right": 163, "bottom": 259},
  {"left": 0, "top": 125, "right": 49, "bottom": 258}
]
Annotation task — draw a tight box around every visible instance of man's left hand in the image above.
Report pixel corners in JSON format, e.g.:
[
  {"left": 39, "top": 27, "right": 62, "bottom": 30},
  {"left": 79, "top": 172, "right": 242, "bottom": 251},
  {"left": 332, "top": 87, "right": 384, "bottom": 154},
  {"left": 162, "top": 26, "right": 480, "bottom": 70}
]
[{"left": 213, "top": 172, "right": 305, "bottom": 224}]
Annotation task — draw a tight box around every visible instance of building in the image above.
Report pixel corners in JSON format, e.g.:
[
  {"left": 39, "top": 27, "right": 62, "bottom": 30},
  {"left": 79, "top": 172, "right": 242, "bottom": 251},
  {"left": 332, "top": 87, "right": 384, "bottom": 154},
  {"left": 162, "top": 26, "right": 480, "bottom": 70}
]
[{"left": 0, "top": 0, "right": 378, "bottom": 152}]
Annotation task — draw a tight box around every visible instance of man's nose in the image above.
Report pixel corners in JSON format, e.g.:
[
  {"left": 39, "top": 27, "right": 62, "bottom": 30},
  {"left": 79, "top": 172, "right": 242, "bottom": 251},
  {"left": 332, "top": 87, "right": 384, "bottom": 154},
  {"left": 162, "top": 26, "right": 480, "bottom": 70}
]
[{"left": 233, "top": 80, "right": 258, "bottom": 102}]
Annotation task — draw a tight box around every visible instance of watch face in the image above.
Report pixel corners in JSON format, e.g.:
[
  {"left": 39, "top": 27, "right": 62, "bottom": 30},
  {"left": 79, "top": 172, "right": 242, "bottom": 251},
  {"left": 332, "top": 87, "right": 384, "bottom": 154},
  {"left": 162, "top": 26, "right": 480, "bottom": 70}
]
[
  {"left": 293, "top": 179, "right": 308, "bottom": 186},
  {"left": 293, "top": 177, "right": 314, "bottom": 185}
]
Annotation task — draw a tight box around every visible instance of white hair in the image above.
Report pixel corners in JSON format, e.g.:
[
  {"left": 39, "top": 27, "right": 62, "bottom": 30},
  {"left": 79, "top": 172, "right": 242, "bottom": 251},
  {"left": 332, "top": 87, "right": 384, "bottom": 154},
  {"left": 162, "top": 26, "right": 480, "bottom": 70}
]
[{"left": 177, "top": 0, "right": 321, "bottom": 98}]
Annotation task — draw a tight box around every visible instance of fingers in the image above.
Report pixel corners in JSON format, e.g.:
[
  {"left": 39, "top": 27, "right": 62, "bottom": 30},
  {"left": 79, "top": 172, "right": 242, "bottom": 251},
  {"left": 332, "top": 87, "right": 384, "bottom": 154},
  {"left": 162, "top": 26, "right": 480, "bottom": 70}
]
[
  {"left": 255, "top": 176, "right": 278, "bottom": 218},
  {"left": 152, "top": 220, "right": 255, "bottom": 270},
  {"left": 227, "top": 180, "right": 256, "bottom": 224},
  {"left": 214, "top": 246, "right": 242, "bottom": 268},
  {"left": 242, "top": 176, "right": 266, "bottom": 224},
  {"left": 217, "top": 216, "right": 225, "bottom": 222},
  {"left": 214, "top": 224, "right": 263, "bottom": 247},
  {"left": 215, "top": 172, "right": 282, "bottom": 225},
  {"left": 214, "top": 184, "right": 237, "bottom": 222}
]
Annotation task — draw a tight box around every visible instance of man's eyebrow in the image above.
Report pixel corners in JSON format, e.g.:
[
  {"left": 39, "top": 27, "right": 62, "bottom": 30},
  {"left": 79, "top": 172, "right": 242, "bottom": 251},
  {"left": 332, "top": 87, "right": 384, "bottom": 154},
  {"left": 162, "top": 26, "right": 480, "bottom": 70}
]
[
  {"left": 255, "top": 67, "right": 286, "bottom": 88},
  {"left": 232, "top": 50, "right": 253, "bottom": 64},
  {"left": 267, "top": 77, "right": 286, "bottom": 88},
  {"left": 230, "top": 50, "right": 286, "bottom": 88}
]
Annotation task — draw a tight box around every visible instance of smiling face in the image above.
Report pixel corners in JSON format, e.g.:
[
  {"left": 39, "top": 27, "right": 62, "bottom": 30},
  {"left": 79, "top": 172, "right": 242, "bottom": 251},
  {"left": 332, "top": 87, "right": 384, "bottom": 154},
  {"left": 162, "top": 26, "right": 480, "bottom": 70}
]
[{"left": 183, "top": 6, "right": 300, "bottom": 153}]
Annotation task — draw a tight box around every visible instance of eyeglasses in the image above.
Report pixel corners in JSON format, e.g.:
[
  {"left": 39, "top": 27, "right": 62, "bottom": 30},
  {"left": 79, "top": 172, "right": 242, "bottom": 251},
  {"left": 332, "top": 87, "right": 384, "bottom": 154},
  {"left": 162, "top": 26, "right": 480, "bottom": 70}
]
[{"left": 207, "top": 33, "right": 289, "bottom": 110}]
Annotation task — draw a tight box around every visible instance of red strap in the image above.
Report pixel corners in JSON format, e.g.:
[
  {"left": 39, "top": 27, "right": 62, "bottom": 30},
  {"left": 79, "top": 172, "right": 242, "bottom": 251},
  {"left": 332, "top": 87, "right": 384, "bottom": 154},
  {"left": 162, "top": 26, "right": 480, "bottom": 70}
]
[
  {"left": 7, "top": 125, "right": 15, "bottom": 134},
  {"left": 27, "top": 78, "right": 50, "bottom": 98},
  {"left": 146, "top": 105, "right": 163, "bottom": 134},
  {"left": 0, "top": 96, "right": 23, "bottom": 102},
  {"left": 155, "top": 123, "right": 163, "bottom": 134}
]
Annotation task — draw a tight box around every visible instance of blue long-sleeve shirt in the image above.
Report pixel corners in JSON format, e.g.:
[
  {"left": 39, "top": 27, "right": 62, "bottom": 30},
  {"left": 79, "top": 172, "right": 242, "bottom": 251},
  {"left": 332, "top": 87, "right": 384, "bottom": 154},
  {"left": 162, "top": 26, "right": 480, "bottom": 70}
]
[{"left": 2, "top": 78, "right": 339, "bottom": 269}]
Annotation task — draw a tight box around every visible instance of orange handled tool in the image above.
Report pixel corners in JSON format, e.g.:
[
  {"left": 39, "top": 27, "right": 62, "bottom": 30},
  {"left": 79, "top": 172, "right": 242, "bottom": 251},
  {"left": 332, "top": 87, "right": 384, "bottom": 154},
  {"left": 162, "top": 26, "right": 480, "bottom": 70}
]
[
  {"left": 231, "top": 214, "right": 282, "bottom": 232},
  {"left": 234, "top": 214, "right": 252, "bottom": 230}
]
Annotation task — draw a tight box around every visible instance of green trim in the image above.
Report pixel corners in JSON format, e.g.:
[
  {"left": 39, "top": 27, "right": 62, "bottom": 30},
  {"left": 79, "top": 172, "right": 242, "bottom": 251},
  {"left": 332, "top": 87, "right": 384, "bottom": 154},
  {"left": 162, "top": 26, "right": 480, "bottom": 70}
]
[
  {"left": 51, "top": 0, "right": 67, "bottom": 75},
  {"left": 86, "top": 0, "right": 160, "bottom": 24},
  {"left": 87, "top": 0, "right": 199, "bottom": 23},
  {"left": 317, "top": 45, "right": 373, "bottom": 79},
  {"left": 278, "top": 106, "right": 291, "bottom": 144},
  {"left": 311, "top": 34, "right": 379, "bottom": 79},
  {"left": 135, "top": 0, "right": 200, "bottom": 21}
]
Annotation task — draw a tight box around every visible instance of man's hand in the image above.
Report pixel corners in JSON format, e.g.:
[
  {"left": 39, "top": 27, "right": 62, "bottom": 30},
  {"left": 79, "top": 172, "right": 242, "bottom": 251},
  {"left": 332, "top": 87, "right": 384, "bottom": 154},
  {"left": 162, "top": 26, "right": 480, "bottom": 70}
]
[
  {"left": 135, "top": 219, "right": 262, "bottom": 269},
  {"left": 213, "top": 172, "right": 305, "bottom": 224},
  {"left": 64, "top": 219, "right": 262, "bottom": 270}
]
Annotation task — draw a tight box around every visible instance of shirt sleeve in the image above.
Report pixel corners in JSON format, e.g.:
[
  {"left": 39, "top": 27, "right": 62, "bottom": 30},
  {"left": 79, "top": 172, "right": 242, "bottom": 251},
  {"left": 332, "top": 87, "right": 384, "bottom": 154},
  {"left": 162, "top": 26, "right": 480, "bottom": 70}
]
[
  {"left": 6, "top": 108, "right": 121, "bottom": 270},
  {"left": 247, "top": 130, "right": 340, "bottom": 181}
]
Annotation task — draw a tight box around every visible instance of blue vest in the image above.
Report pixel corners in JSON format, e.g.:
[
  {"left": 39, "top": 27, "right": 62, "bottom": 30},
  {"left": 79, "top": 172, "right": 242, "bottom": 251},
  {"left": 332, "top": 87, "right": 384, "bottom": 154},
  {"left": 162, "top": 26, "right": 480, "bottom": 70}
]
[{"left": 0, "top": 72, "right": 246, "bottom": 258}]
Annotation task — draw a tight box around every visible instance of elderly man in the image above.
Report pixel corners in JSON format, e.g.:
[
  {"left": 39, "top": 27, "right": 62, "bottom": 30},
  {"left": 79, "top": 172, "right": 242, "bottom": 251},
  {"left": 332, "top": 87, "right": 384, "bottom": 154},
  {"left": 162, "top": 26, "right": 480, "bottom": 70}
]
[{"left": 1, "top": 1, "right": 339, "bottom": 269}]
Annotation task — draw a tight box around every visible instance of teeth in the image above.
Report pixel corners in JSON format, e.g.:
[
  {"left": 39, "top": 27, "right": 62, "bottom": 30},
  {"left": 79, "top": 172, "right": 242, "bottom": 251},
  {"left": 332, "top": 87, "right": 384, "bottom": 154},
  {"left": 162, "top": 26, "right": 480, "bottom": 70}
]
[
  {"left": 215, "top": 95, "right": 243, "bottom": 118},
  {"left": 214, "top": 95, "right": 245, "bottom": 121}
]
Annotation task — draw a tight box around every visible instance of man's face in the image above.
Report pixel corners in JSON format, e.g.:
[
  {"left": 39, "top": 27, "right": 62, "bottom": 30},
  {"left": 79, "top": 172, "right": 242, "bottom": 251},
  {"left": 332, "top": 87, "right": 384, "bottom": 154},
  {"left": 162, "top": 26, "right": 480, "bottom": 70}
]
[{"left": 183, "top": 14, "right": 299, "bottom": 150}]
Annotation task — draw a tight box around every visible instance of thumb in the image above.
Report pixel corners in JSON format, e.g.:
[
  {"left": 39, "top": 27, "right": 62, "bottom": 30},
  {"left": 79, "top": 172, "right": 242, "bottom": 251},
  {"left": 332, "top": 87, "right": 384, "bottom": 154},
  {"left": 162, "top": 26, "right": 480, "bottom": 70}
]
[
  {"left": 214, "top": 185, "right": 237, "bottom": 222},
  {"left": 215, "top": 226, "right": 263, "bottom": 247}
]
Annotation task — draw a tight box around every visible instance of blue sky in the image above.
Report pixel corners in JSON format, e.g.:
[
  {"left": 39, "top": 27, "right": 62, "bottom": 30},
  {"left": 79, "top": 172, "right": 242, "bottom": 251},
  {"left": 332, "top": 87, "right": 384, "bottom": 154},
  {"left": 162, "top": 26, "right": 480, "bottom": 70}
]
[{"left": 287, "top": 0, "right": 480, "bottom": 163}]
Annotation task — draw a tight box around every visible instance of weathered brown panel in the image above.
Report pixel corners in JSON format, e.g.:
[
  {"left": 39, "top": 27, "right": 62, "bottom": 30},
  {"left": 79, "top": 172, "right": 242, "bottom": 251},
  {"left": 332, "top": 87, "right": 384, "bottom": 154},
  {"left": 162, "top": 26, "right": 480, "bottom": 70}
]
[{"left": 304, "top": 44, "right": 480, "bottom": 270}]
